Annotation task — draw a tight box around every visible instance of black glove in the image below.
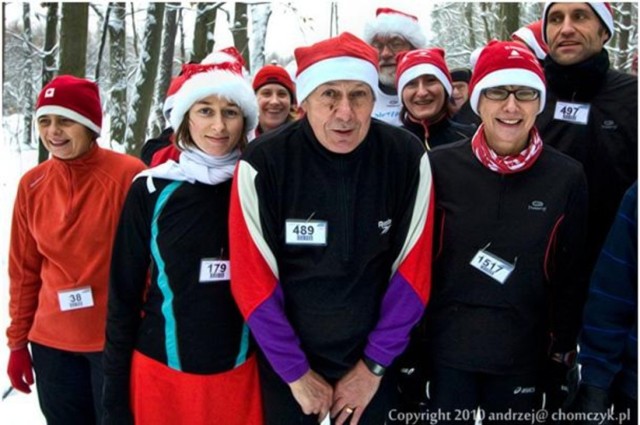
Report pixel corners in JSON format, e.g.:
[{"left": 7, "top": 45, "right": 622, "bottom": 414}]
[
  {"left": 571, "top": 385, "right": 611, "bottom": 425},
  {"left": 541, "top": 352, "right": 579, "bottom": 414}
]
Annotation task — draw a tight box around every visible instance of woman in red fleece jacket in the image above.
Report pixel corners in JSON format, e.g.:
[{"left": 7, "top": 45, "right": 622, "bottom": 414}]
[{"left": 6, "top": 75, "right": 145, "bottom": 425}]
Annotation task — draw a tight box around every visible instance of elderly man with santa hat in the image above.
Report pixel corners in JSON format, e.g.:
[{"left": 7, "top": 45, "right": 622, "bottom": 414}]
[{"left": 229, "top": 31, "right": 434, "bottom": 425}]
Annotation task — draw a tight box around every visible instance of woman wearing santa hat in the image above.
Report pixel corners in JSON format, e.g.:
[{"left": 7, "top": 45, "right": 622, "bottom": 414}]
[
  {"left": 252, "top": 63, "right": 298, "bottom": 137},
  {"left": 5, "top": 75, "right": 146, "bottom": 424},
  {"left": 102, "top": 56, "right": 262, "bottom": 425},
  {"left": 395, "top": 48, "right": 474, "bottom": 150},
  {"left": 421, "top": 40, "right": 588, "bottom": 423}
]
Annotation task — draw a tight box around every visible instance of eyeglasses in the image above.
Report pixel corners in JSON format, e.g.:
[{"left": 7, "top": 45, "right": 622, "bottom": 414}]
[
  {"left": 482, "top": 87, "right": 540, "bottom": 101},
  {"left": 371, "top": 38, "right": 411, "bottom": 53}
]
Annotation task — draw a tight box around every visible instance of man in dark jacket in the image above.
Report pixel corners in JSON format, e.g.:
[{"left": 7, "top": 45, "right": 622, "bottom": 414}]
[{"left": 536, "top": 1, "right": 638, "bottom": 414}]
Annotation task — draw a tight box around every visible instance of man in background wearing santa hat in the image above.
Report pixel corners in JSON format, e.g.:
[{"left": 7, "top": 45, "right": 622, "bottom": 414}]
[
  {"left": 229, "top": 32, "right": 434, "bottom": 425},
  {"left": 536, "top": 1, "right": 637, "bottom": 417},
  {"left": 363, "top": 7, "right": 427, "bottom": 126}
]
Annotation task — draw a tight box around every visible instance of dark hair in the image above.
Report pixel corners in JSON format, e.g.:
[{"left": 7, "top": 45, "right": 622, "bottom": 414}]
[{"left": 174, "top": 109, "right": 248, "bottom": 153}]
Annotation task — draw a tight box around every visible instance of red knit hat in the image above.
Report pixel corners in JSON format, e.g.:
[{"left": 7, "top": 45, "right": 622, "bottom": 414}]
[
  {"left": 542, "top": 2, "right": 614, "bottom": 44},
  {"left": 35, "top": 75, "right": 102, "bottom": 134},
  {"left": 252, "top": 65, "right": 297, "bottom": 104},
  {"left": 395, "top": 48, "right": 452, "bottom": 99},
  {"left": 469, "top": 40, "right": 546, "bottom": 115},
  {"left": 163, "top": 73, "right": 188, "bottom": 121},
  {"left": 363, "top": 7, "right": 427, "bottom": 49},
  {"left": 294, "top": 32, "right": 379, "bottom": 102},
  {"left": 511, "top": 20, "right": 548, "bottom": 60}
]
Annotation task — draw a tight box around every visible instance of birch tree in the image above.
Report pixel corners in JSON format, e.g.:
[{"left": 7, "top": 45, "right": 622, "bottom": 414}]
[
  {"left": 58, "top": 2, "right": 88, "bottom": 77},
  {"left": 123, "top": 3, "right": 164, "bottom": 155}
]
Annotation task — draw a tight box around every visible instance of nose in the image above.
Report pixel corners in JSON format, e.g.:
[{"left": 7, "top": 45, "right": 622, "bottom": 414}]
[
  {"left": 380, "top": 44, "right": 394, "bottom": 59},
  {"left": 209, "top": 114, "right": 225, "bottom": 131},
  {"left": 559, "top": 15, "right": 576, "bottom": 35},
  {"left": 416, "top": 81, "right": 430, "bottom": 96},
  {"left": 502, "top": 93, "right": 519, "bottom": 111},
  {"left": 333, "top": 96, "right": 354, "bottom": 121},
  {"left": 267, "top": 94, "right": 279, "bottom": 104}
]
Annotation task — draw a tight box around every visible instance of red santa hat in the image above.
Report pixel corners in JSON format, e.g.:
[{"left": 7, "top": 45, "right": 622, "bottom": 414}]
[
  {"left": 542, "top": 2, "right": 614, "bottom": 44},
  {"left": 252, "top": 64, "right": 297, "bottom": 104},
  {"left": 294, "top": 32, "right": 379, "bottom": 102},
  {"left": 469, "top": 40, "right": 547, "bottom": 115},
  {"left": 396, "top": 48, "right": 452, "bottom": 98},
  {"left": 162, "top": 73, "right": 188, "bottom": 122},
  {"left": 169, "top": 56, "right": 258, "bottom": 133},
  {"left": 511, "top": 20, "right": 548, "bottom": 61},
  {"left": 363, "top": 7, "right": 427, "bottom": 48},
  {"left": 35, "top": 75, "right": 102, "bottom": 135}
]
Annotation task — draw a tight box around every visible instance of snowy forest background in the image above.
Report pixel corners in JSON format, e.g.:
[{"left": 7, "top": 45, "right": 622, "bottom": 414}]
[{"left": 2, "top": 1, "right": 637, "bottom": 161}]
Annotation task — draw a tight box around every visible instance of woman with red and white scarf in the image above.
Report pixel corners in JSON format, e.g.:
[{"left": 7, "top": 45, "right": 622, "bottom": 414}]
[{"left": 418, "top": 40, "right": 589, "bottom": 423}]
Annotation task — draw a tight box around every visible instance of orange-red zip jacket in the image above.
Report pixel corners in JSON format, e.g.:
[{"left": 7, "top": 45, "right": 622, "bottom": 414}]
[{"left": 7, "top": 144, "right": 146, "bottom": 352}]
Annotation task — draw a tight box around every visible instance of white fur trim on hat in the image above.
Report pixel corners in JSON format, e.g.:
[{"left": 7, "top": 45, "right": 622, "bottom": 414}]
[
  {"left": 296, "top": 56, "right": 379, "bottom": 103},
  {"left": 35, "top": 105, "right": 102, "bottom": 134},
  {"left": 397, "top": 64, "right": 453, "bottom": 99},
  {"left": 469, "top": 68, "right": 546, "bottom": 115},
  {"left": 169, "top": 70, "right": 258, "bottom": 133},
  {"left": 513, "top": 27, "right": 547, "bottom": 60},
  {"left": 363, "top": 13, "right": 426, "bottom": 48},
  {"left": 162, "top": 96, "right": 175, "bottom": 121}
]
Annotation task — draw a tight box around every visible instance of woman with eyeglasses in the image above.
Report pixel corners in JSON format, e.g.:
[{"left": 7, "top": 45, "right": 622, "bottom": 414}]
[
  {"left": 418, "top": 41, "right": 588, "bottom": 424},
  {"left": 395, "top": 48, "right": 475, "bottom": 150}
]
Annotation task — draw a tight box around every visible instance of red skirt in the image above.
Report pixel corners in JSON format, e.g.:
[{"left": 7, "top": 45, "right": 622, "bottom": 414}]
[{"left": 131, "top": 350, "right": 263, "bottom": 425}]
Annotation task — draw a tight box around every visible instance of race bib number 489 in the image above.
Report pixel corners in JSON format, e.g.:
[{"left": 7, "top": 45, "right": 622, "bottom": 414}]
[{"left": 285, "top": 220, "right": 328, "bottom": 246}]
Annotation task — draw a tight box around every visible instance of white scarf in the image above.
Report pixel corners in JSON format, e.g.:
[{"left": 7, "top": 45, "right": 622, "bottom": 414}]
[{"left": 136, "top": 147, "right": 240, "bottom": 192}]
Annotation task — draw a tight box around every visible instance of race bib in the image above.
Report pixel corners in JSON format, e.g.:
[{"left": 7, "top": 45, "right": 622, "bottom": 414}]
[
  {"left": 199, "top": 259, "right": 231, "bottom": 283},
  {"left": 553, "top": 101, "right": 590, "bottom": 125},
  {"left": 58, "top": 286, "right": 94, "bottom": 311},
  {"left": 470, "top": 246, "right": 516, "bottom": 284},
  {"left": 285, "top": 220, "right": 328, "bottom": 246}
]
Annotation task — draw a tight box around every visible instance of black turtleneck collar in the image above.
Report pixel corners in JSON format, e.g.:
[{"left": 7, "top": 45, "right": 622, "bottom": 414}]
[{"left": 544, "top": 49, "right": 610, "bottom": 102}]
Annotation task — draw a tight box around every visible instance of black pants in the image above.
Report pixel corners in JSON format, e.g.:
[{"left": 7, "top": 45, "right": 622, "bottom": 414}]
[
  {"left": 31, "top": 342, "right": 104, "bottom": 425},
  {"left": 428, "top": 365, "right": 539, "bottom": 425},
  {"left": 258, "top": 352, "right": 399, "bottom": 424}
]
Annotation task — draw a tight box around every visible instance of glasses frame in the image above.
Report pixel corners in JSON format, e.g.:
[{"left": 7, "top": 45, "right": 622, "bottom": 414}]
[{"left": 482, "top": 87, "right": 540, "bottom": 102}]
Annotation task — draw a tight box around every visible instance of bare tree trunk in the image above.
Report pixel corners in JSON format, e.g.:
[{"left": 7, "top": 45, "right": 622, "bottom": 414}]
[
  {"left": 130, "top": 3, "right": 139, "bottom": 57},
  {"left": 616, "top": 2, "right": 632, "bottom": 70},
  {"left": 465, "top": 2, "right": 477, "bottom": 49},
  {"left": 249, "top": 3, "right": 272, "bottom": 74},
  {"left": 500, "top": 3, "right": 520, "bottom": 41},
  {"left": 123, "top": 3, "right": 165, "bottom": 156},
  {"left": 178, "top": 8, "right": 186, "bottom": 63},
  {"left": 108, "top": 2, "right": 127, "bottom": 146},
  {"left": 479, "top": 3, "right": 493, "bottom": 44},
  {"left": 42, "top": 3, "right": 58, "bottom": 85},
  {"left": 58, "top": 3, "right": 88, "bottom": 77},
  {"left": 232, "top": 2, "right": 249, "bottom": 68},
  {"left": 39, "top": 3, "right": 58, "bottom": 163},
  {"left": 192, "top": 3, "right": 220, "bottom": 62},
  {"left": 95, "top": 4, "right": 111, "bottom": 82},
  {"left": 149, "top": 2, "right": 179, "bottom": 137},
  {"left": 22, "top": 3, "right": 34, "bottom": 151}
]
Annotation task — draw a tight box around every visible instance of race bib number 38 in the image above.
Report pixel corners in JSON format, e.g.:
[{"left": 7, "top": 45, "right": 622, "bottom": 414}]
[
  {"left": 470, "top": 247, "right": 515, "bottom": 284},
  {"left": 199, "top": 259, "right": 230, "bottom": 283},
  {"left": 285, "top": 220, "right": 328, "bottom": 245},
  {"left": 58, "top": 286, "right": 94, "bottom": 311},
  {"left": 554, "top": 101, "right": 590, "bottom": 125}
]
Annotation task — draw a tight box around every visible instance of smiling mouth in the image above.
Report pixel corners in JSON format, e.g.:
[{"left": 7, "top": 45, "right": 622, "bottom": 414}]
[
  {"left": 497, "top": 118, "right": 522, "bottom": 125},
  {"left": 48, "top": 139, "right": 69, "bottom": 146}
]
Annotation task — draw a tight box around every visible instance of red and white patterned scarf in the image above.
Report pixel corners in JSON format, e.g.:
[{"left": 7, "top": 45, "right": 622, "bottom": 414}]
[{"left": 471, "top": 124, "right": 543, "bottom": 174}]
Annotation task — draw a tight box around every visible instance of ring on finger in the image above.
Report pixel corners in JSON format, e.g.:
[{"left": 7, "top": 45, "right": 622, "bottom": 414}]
[{"left": 344, "top": 406, "right": 354, "bottom": 415}]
